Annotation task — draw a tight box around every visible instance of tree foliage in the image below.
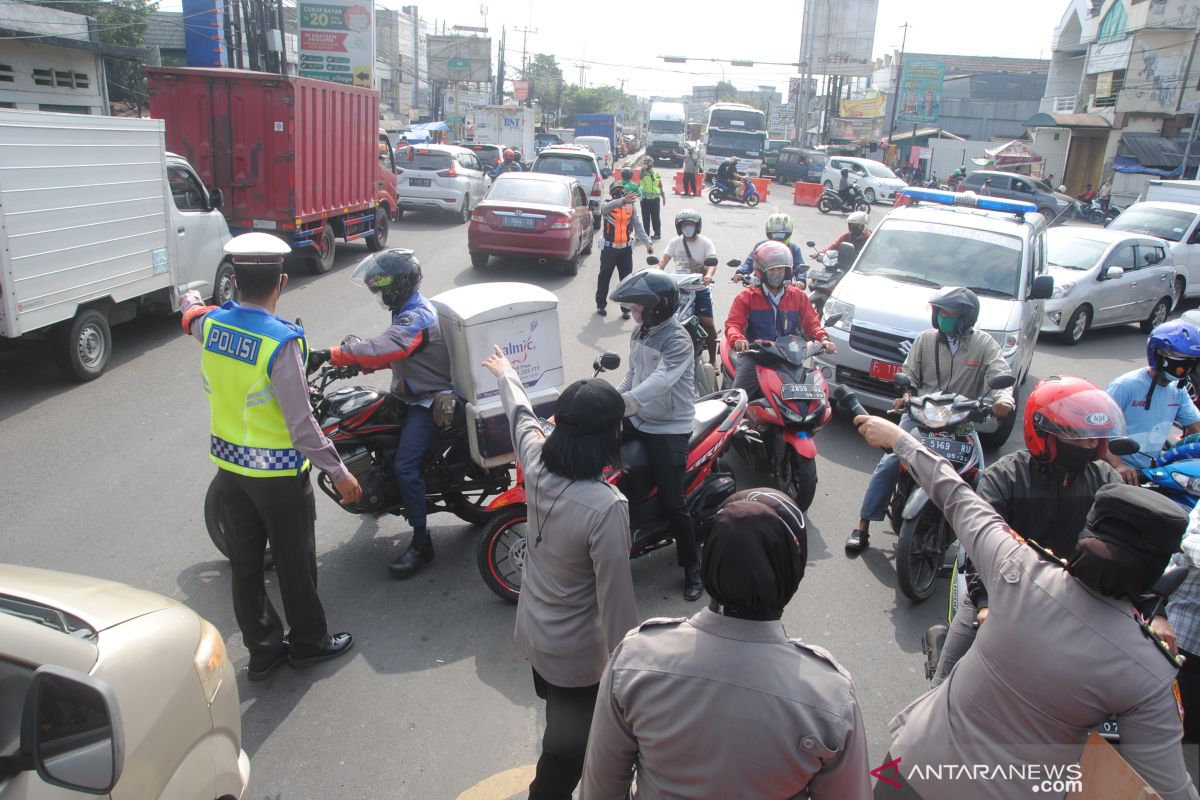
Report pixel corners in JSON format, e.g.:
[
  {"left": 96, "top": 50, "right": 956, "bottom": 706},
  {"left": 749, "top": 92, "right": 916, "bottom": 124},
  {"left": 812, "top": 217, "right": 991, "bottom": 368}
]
[{"left": 523, "top": 52, "right": 564, "bottom": 121}]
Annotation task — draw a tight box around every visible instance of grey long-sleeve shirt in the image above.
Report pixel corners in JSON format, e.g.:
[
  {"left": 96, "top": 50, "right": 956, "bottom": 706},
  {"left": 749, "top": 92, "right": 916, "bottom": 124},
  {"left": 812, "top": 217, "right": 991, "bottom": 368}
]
[
  {"left": 886, "top": 433, "right": 1197, "bottom": 800},
  {"left": 497, "top": 367, "right": 638, "bottom": 687},
  {"left": 181, "top": 291, "right": 349, "bottom": 481},
  {"left": 617, "top": 319, "right": 695, "bottom": 435}
]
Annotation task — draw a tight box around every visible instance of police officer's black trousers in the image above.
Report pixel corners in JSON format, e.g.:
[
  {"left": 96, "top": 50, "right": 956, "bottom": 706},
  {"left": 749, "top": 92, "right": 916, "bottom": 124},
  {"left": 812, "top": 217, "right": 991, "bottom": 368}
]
[
  {"left": 640, "top": 197, "right": 662, "bottom": 238},
  {"left": 528, "top": 669, "right": 600, "bottom": 800},
  {"left": 623, "top": 425, "right": 699, "bottom": 569},
  {"left": 215, "top": 468, "right": 330, "bottom": 664},
  {"left": 596, "top": 246, "right": 634, "bottom": 310}
]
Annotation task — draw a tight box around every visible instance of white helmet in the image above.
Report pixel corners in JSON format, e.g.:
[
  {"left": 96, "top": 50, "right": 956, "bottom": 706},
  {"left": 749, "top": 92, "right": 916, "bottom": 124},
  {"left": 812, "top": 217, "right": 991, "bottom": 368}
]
[{"left": 847, "top": 211, "right": 869, "bottom": 227}]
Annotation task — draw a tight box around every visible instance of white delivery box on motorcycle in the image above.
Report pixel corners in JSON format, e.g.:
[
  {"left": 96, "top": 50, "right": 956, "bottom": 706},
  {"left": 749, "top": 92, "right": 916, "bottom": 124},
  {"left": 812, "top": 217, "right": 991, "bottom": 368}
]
[{"left": 432, "top": 283, "right": 564, "bottom": 467}]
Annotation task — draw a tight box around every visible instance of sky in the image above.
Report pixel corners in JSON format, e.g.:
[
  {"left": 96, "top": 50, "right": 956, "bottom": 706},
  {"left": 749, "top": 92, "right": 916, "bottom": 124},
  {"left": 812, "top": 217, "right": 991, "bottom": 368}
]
[{"left": 386, "top": 0, "right": 1069, "bottom": 97}]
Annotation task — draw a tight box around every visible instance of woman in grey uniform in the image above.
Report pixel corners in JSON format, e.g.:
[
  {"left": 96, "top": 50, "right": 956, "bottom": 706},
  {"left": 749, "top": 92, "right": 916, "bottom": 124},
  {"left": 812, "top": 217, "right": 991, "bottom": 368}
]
[
  {"left": 580, "top": 488, "right": 871, "bottom": 799},
  {"left": 483, "top": 346, "right": 639, "bottom": 800}
]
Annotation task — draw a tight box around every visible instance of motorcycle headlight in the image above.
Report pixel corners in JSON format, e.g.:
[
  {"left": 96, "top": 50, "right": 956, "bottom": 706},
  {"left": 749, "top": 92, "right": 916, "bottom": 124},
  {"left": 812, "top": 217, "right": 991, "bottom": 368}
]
[
  {"left": 823, "top": 298, "right": 854, "bottom": 331},
  {"left": 1171, "top": 471, "right": 1200, "bottom": 496},
  {"left": 985, "top": 330, "right": 1020, "bottom": 357},
  {"left": 922, "top": 401, "right": 952, "bottom": 428},
  {"left": 1050, "top": 282, "right": 1075, "bottom": 299}
]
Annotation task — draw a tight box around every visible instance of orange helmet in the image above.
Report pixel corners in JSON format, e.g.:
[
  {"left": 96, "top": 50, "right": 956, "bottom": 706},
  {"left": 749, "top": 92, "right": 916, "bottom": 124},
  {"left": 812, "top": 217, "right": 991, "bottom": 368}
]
[{"left": 1024, "top": 375, "right": 1127, "bottom": 462}]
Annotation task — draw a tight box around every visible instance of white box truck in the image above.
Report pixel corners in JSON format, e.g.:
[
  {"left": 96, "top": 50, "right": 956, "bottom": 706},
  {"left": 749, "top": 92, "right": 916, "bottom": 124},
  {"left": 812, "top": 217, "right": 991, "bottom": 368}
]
[
  {"left": 0, "top": 110, "right": 233, "bottom": 380},
  {"left": 431, "top": 283, "right": 564, "bottom": 468},
  {"left": 1145, "top": 180, "right": 1200, "bottom": 205},
  {"left": 470, "top": 106, "right": 537, "bottom": 161},
  {"left": 645, "top": 101, "right": 687, "bottom": 166}
]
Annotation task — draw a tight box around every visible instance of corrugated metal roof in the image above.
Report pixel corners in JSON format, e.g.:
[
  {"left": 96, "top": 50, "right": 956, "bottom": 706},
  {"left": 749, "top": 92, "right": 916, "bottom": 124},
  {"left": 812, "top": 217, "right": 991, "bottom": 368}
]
[
  {"left": 1024, "top": 112, "right": 1111, "bottom": 128},
  {"left": 1120, "top": 132, "right": 1200, "bottom": 170},
  {"left": 146, "top": 12, "right": 184, "bottom": 50}
]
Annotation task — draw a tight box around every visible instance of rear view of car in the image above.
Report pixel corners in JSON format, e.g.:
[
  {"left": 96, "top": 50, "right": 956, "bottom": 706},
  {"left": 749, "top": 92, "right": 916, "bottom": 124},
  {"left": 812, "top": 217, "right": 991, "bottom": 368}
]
[
  {"left": 468, "top": 173, "right": 595, "bottom": 275},
  {"left": 395, "top": 145, "right": 490, "bottom": 223},
  {"left": 464, "top": 143, "right": 503, "bottom": 172},
  {"left": 532, "top": 147, "right": 604, "bottom": 229},
  {"left": 574, "top": 135, "right": 613, "bottom": 172}
]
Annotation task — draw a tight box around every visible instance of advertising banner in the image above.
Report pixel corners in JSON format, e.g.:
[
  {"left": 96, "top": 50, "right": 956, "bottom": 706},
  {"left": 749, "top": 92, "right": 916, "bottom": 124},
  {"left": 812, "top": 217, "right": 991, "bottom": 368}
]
[
  {"left": 298, "top": 0, "right": 375, "bottom": 87},
  {"left": 808, "top": 0, "right": 879, "bottom": 77},
  {"left": 513, "top": 80, "right": 530, "bottom": 101},
  {"left": 427, "top": 35, "right": 493, "bottom": 82},
  {"left": 897, "top": 59, "right": 946, "bottom": 125},
  {"left": 840, "top": 94, "right": 887, "bottom": 118}
]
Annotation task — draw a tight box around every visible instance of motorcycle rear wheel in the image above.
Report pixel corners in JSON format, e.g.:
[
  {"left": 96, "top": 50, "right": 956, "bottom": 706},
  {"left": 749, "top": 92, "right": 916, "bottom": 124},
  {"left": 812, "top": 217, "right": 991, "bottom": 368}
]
[
  {"left": 896, "top": 504, "right": 949, "bottom": 602},
  {"left": 817, "top": 196, "right": 835, "bottom": 214},
  {"left": 477, "top": 506, "right": 528, "bottom": 604},
  {"left": 778, "top": 450, "right": 817, "bottom": 511},
  {"left": 707, "top": 188, "right": 724, "bottom": 205}
]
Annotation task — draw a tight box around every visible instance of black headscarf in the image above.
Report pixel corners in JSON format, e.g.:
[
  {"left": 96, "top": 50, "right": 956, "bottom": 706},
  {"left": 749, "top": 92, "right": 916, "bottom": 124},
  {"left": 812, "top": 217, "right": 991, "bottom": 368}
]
[{"left": 701, "top": 489, "right": 807, "bottom": 621}]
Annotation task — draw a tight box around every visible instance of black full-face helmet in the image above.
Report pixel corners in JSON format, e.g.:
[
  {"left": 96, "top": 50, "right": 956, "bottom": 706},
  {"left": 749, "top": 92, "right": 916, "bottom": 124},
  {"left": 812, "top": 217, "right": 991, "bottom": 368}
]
[
  {"left": 350, "top": 249, "right": 422, "bottom": 310},
  {"left": 610, "top": 269, "right": 678, "bottom": 327}
]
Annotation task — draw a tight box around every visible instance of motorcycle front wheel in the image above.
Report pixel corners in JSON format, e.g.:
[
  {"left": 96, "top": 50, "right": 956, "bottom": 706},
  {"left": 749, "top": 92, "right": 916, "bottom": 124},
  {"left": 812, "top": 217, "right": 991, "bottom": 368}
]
[
  {"left": 817, "top": 196, "right": 835, "bottom": 214},
  {"left": 477, "top": 505, "right": 528, "bottom": 604},
  {"left": 896, "top": 504, "right": 949, "bottom": 602},
  {"left": 707, "top": 188, "right": 724, "bottom": 205},
  {"left": 778, "top": 450, "right": 817, "bottom": 511},
  {"left": 745, "top": 193, "right": 760, "bottom": 207}
]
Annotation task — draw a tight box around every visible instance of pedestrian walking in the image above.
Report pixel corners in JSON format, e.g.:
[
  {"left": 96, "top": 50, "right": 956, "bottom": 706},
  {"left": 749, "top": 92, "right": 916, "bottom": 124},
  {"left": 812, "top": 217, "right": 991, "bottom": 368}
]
[
  {"left": 179, "top": 233, "right": 358, "bottom": 681},
  {"left": 595, "top": 182, "right": 653, "bottom": 318},
  {"left": 580, "top": 489, "right": 872, "bottom": 800},
  {"left": 482, "top": 346, "right": 638, "bottom": 800},
  {"left": 639, "top": 156, "right": 665, "bottom": 239},
  {"left": 682, "top": 146, "right": 700, "bottom": 197}
]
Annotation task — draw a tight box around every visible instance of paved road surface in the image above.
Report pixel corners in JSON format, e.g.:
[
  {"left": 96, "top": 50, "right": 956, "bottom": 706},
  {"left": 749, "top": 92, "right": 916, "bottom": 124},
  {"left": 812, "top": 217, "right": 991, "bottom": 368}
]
[{"left": 0, "top": 171, "right": 1161, "bottom": 798}]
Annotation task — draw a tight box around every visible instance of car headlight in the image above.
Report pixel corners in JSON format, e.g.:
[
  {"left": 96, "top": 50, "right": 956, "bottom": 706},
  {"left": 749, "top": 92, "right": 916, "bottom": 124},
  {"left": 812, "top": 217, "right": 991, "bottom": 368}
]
[
  {"left": 823, "top": 298, "right": 854, "bottom": 331},
  {"left": 1050, "top": 282, "right": 1075, "bottom": 299},
  {"left": 985, "top": 330, "right": 1020, "bottom": 357},
  {"left": 1172, "top": 472, "right": 1200, "bottom": 496},
  {"left": 194, "top": 618, "right": 229, "bottom": 705}
]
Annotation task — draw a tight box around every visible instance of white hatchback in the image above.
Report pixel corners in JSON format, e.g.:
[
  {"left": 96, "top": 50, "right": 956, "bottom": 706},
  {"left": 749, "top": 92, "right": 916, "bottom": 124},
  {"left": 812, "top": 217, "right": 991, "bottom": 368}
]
[
  {"left": 822, "top": 156, "right": 908, "bottom": 204},
  {"left": 395, "top": 144, "right": 491, "bottom": 224}
]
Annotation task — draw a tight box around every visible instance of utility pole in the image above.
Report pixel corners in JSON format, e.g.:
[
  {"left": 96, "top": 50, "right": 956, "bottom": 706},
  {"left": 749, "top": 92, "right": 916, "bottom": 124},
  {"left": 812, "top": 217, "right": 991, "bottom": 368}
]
[
  {"left": 886, "top": 22, "right": 911, "bottom": 144},
  {"left": 795, "top": 0, "right": 812, "bottom": 145},
  {"left": 515, "top": 25, "right": 536, "bottom": 75},
  {"left": 495, "top": 26, "right": 506, "bottom": 104},
  {"left": 575, "top": 61, "right": 590, "bottom": 86}
]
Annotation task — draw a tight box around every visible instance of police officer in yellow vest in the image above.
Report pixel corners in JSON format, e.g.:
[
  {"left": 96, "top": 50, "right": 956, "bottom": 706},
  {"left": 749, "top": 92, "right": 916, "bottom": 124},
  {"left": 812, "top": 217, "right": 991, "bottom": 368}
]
[
  {"left": 595, "top": 182, "right": 653, "bottom": 319},
  {"left": 180, "top": 233, "right": 360, "bottom": 681},
  {"left": 639, "top": 156, "right": 666, "bottom": 240}
]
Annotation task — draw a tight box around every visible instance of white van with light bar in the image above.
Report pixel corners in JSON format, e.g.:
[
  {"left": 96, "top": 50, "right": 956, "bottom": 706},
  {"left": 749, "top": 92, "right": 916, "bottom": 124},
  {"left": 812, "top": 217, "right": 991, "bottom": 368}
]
[{"left": 815, "top": 187, "right": 1055, "bottom": 446}]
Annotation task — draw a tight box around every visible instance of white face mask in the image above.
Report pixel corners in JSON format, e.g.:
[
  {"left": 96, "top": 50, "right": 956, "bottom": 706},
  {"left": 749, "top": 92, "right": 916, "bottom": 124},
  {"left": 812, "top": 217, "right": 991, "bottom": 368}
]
[{"left": 681, "top": 225, "right": 697, "bottom": 237}]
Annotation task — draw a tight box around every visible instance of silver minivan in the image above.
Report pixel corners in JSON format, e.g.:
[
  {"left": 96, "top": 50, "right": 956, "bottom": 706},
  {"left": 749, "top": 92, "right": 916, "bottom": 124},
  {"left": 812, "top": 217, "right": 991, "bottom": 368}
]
[
  {"left": 815, "top": 193, "right": 1054, "bottom": 446},
  {"left": 395, "top": 144, "right": 491, "bottom": 223}
]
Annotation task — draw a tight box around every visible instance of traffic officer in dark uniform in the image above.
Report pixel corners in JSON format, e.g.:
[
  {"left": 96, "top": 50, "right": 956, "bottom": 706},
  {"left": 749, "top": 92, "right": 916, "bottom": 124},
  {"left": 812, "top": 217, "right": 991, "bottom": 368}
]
[
  {"left": 180, "top": 233, "right": 358, "bottom": 680},
  {"left": 581, "top": 489, "right": 871, "bottom": 799}
]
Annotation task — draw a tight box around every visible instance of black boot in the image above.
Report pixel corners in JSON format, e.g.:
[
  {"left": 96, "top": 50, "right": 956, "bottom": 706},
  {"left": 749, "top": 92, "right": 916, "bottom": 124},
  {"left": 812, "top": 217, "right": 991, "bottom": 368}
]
[
  {"left": 845, "top": 528, "right": 870, "bottom": 554},
  {"left": 389, "top": 530, "right": 435, "bottom": 579},
  {"left": 683, "top": 564, "right": 703, "bottom": 601}
]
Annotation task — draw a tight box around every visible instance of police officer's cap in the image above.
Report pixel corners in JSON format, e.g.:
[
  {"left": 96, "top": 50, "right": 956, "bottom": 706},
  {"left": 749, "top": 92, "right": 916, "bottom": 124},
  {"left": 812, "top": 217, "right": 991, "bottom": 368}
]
[
  {"left": 224, "top": 232, "right": 290, "bottom": 266},
  {"left": 554, "top": 379, "right": 631, "bottom": 435},
  {"left": 1083, "top": 483, "right": 1187, "bottom": 558}
]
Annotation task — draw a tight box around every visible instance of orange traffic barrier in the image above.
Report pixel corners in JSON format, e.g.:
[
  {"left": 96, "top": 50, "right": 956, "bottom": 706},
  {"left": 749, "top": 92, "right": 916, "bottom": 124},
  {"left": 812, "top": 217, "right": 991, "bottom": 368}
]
[
  {"left": 673, "top": 171, "right": 705, "bottom": 196},
  {"left": 750, "top": 177, "right": 770, "bottom": 202},
  {"left": 793, "top": 182, "right": 822, "bottom": 206}
]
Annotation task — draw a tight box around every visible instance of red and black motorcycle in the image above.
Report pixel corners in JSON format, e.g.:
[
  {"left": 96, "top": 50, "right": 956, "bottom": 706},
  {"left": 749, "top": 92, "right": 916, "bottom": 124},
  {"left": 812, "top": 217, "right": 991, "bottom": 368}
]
[
  {"left": 476, "top": 352, "right": 748, "bottom": 603},
  {"left": 204, "top": 360, "right": 513, "bottom": 559},
  {"left": 718, "top": 318, "right": 841, "bottom": 511}
]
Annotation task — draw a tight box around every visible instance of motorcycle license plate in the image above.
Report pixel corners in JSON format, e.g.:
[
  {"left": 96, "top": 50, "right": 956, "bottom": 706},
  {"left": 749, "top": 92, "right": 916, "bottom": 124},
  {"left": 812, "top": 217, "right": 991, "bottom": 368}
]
[
  {"left": 870, "top": 360, "right": 903, "bottom": 381},
  {"left": 781, "top": 383, "right": 824, "bottom": 401},
  {"left": 409, "top": 178, "right": 431, "bottom": 187},
  {"left": 921, "top": 433, "right": 974, "bottom": 465}
]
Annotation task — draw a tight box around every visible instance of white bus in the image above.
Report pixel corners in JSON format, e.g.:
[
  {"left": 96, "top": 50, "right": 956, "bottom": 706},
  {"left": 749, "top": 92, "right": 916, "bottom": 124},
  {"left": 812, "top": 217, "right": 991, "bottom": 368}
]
[{"left": 701, "top": 102, "right": 768, "bottom": 178}]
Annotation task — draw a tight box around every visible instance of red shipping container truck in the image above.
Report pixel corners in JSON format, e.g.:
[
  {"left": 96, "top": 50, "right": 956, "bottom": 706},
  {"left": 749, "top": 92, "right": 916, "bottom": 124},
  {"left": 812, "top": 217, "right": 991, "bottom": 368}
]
[{"left": 146, "top": 67, "right": 398, "bottom": 273}]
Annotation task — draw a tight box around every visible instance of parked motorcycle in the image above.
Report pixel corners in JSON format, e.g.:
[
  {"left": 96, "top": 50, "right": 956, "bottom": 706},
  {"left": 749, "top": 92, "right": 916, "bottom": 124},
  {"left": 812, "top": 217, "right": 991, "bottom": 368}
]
[
  {"left": 804, "top": 240, "right": 857, "bottom": 314},
  {"left": 476, "top": 352, "right": 748, "bottom": 603},
  {"left": 1083, "top": 198, "right": 1123, "bottom": 225},
  {"left": 717, "top": 316, "right": 842, "bottom": 511},
  {"left": 817, "top": 183, "right": 870, "bottom": 214},
  {"left": 709, "top": 176, "right": 761, "bottom": 207},
  {"left": 649, "top": 255, "right": 719, "bottom": 398},
  {"left": 204, "top": 357, "right": 513, "bottom": 559}
]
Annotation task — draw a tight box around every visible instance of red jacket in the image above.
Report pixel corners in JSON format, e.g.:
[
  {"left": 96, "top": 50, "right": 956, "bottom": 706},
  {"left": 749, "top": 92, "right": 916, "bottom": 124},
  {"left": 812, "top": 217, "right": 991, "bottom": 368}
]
[{"left": 725, "top": 285, "right": 827, "bottom": 348}]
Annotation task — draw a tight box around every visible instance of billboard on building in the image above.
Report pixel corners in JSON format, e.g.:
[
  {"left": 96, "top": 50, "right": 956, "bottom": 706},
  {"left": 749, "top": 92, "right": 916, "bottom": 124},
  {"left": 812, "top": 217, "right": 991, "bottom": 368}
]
[
  {"left": 513, "top": 80, "right": 529, "bottom": 101},
  {"left": 298, "top": 0, "right": 375, "bottom": 87},
  {"left": 182, "top": 0, "right": 227, "bottom": 67},
  {"left": 808, "top": 0, "right": 879, "bottom": 77},
  {"left": 896, "top": 59, "right": 945, "bottom": 125},
  {"left": 427, "top": 35, "right": 493, "bottom": 82},
  {"left": 840, "top": 94, "right": 886, "bottom": 118}
]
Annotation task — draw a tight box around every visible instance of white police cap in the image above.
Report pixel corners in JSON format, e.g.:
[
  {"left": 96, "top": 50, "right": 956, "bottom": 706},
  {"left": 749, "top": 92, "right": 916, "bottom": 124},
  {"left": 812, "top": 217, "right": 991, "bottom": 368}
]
[{"left": 223, "top": 232, "right": 291, "bottom": 264}]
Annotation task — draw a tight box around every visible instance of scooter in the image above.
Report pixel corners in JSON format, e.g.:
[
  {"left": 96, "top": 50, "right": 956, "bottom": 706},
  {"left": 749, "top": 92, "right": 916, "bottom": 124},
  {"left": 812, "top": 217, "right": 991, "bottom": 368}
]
[
  {"left": 1142, "top": 439, "right": 1200, "bottom": 510},
  {"left": 649, "top": 255, "right": 719, "bottom": 398},
  {"left": 476, "top": 352, "right": 748, "bottom": 603},
  {"left": 717, "top": 313, "right": 842, "bottom": 512},
  {"left": 1084, "top": 198, "right": 1122, "bottom": 225},
  {"left": 204, "top": 353, "right": 513, "bottom": 560},
  {"left": 709, "top": 176, "right": 761, "bottom": 207},
  {"left": 804, "top": 241, "right": 857, "bottom": 315},
  {"left": 817, "top": 183, "right": 871, "bottom": 214}
]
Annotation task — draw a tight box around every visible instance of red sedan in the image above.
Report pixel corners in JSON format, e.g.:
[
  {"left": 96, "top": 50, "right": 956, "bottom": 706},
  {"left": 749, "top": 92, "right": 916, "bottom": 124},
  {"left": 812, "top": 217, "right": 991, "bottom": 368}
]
[{"left": 468, "top": 172, "right": 595, "bottom": 275}]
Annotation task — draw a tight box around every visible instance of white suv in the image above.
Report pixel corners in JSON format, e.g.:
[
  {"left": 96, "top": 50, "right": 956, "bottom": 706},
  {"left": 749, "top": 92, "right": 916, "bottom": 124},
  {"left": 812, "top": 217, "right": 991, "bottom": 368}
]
[
  {"left": 815, "top": 190, "right": 1054, "bottom": 446},
  {"left": 532, "top": 145, "right": 608, "bottom": 229},
  {"left": 822, "top": 156, "right": 908, "bottom": 204},
  {"left": 395, "top": 144, "right": 491, "bottom": 223}
]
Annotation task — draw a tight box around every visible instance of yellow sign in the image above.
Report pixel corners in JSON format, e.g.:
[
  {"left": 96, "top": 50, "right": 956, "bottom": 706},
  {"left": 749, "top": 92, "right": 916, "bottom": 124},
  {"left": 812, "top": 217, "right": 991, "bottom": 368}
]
[
  {"left": 1096, "top": 72, "right": 1114, "bottom": 99},
  {"left": 839, "top": 94, "right": 886, "bottom": 118}
]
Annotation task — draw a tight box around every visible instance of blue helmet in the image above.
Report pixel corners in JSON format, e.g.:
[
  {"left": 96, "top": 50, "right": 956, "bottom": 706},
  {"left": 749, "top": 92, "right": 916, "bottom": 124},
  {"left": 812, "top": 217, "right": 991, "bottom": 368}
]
[{"left": 1146, "top": 319, "right": 1200, "bottom": 381}]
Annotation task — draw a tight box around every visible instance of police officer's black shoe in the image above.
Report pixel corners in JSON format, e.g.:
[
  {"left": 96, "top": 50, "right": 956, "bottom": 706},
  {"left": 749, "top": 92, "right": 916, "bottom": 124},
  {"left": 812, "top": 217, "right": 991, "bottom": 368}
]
[
  {"left": 247, "top": 646, "right": 288, "bottom": 681},
  {"left": 288, "top": 632, "right": 353, "bottom": 668},
  {"left": 845, "top": 528, "right": 870, "bottom": 554},
  {"left": 388, "top": 542, "right": 435, "bottom": 579},
  {"left": 683, "top": 565, "right": 703, "bottom": 601}
]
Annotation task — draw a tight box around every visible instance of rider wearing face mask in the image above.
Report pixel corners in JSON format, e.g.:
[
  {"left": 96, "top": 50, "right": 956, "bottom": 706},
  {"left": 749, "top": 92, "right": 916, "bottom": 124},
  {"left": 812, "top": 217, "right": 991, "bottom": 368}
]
[
  {"left": 734, "top": 213, "right": 807, "bottom": 287},
  {"left": 822, "top": 211, "right": 871, "bottom": 255},
  {"left": 659, "top": 209, "right": 718, "bottom": 364},
  {"left": 725, "top": 241, "right": 835, "bottom": 401},
  {"left": 931, "top": 376, "right": 1129, "bottom": 685}
]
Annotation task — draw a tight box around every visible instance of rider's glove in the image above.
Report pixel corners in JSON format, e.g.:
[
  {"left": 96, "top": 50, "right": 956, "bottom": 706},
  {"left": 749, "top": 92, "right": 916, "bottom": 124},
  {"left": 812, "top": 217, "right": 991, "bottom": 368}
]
[{"left": 307, "top": 349, "right": 331, "bottom": 373}]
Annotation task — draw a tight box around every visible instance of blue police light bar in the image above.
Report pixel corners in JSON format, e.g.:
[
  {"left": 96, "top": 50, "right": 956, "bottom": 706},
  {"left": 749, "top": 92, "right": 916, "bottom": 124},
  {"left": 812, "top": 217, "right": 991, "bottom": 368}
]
[{"left": 899, "top": 187, "right": 1038, "bottom": 216}]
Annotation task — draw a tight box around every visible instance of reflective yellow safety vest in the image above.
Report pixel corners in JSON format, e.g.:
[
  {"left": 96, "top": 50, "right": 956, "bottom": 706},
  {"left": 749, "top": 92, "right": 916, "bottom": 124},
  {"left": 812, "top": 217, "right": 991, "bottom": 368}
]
[{"left": 200, "top": 303, "right": 310, "bottom": 477}]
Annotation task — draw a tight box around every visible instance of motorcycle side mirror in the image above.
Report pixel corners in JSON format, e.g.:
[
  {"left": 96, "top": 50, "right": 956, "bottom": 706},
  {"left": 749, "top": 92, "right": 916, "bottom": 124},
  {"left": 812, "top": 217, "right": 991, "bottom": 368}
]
[
  {"left": 703, "top": 257, "right": 719, "bottom": 267},
  {"left": 824, "top": 312, "right": 843, "bottom": 327},
  {"left": 988, "top": 374, "right": 1017, "bottom": 390},
  {"left": 836, "top": 242, "right": 857, "bottom": 266},
  {"left": 726, "top": 259, "right": 742, "bottom": 268},
  {"left": 805, "top": 240, "right": 816, "bottom": 248},
  {"left": 1108, "top": 436, "right": 1141, "bottom": 457},
  {"left": 341, "top": 335, "right": 362, "bottom": 347},
  {"left": 645, "top": 256, "right": 660, "bottom": 266},
  {"left": 595, "top": 351, "right": 621, "bottom": 372},
  {"left": 894, "top": 373, "right": 914, "bottom": 389}
]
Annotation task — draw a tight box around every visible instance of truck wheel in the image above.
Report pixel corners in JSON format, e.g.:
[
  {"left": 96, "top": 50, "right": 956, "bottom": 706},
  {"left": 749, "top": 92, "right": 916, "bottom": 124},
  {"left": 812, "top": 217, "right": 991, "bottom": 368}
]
[
  {"left": 365, "top": 208, "right": 389, "bottom": 251},
  {"left": 213, "top": 260, "right": 236, "bottom": 305},
  {"left": 54, "top": 308, "right": 111, "bottom": 381},
  {"left": 309, "top": 224, "right": 336, "bottom": 274}
]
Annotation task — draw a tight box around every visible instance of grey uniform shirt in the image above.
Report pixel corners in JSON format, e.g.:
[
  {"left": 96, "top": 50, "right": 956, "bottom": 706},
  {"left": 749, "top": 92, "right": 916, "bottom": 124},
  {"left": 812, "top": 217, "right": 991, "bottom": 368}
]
[
  {"left": 498, "top": 368, "right": 638, "bottom": 688},
  {"left": 887, "top": 433, "right": 1197, "bottom": 800},
  {"left": 618, "top": 319, "right": 695, "bottom": 435},
  {"left": 902, "top": 328, "right": 1014, "bottom": 407},
  {"left": 580, "top": 609, "right": 871, "bottom": 800}
]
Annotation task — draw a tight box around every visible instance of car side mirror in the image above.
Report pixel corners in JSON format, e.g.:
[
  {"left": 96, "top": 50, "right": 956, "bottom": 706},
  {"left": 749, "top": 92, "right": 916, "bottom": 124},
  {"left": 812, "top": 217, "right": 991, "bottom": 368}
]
[
  {"left": 894, "top": 373, "right": 914, "bottom": 389},
  {"left": 703, "top": 257, "right": 719, "bottom": 267},
  {"left": 1100, "top": 266, "right": 1125, "bottom": 281},
  {"left": 595, "top": 351, "right": 621, "bottom": 373},
  {"left": 601, "top": 168, "right": 612, "bottom": 179},
  {"left": 7, "top": 666, "right": 125, "bottom": 794},
  {"left": 1029, "top": 274, "right": 1054, "bottom": 300},
  {"left": 207, "top": 188, "right": 224, "bottom": 209},
  {"left": 989, "top": 374, "right": 1017, "bottom": 390}
]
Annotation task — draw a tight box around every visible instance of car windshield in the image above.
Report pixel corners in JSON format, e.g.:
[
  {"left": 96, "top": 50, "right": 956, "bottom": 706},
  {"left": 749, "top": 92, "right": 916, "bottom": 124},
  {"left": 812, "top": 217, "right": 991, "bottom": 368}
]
[
  {"left": 487, "top": 179, "right": 570, "bottom": 205},
  {"left": 648, "top": 120, "right": 684, "bottom": 134},
  {"left": 705, "top": 130, "right": 764, "bottom": 157},
  {"left": 534, "top": 156, "right": 596, "bottom": 178},
  {"left": 1108, "top": 206, "right": 1195, "bottom": 243},
  {"left": 1047, "top": 234, "right": 1108, "bottom": 270},
  {"left": 855, "top": 219, "right": 1024, "bottom": 298},
  {"left": 404, "top": 151, "right": 452, "bottom": 170},
  {"left": 864, "top": 161, "right": 897, "bottom": 179}
]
